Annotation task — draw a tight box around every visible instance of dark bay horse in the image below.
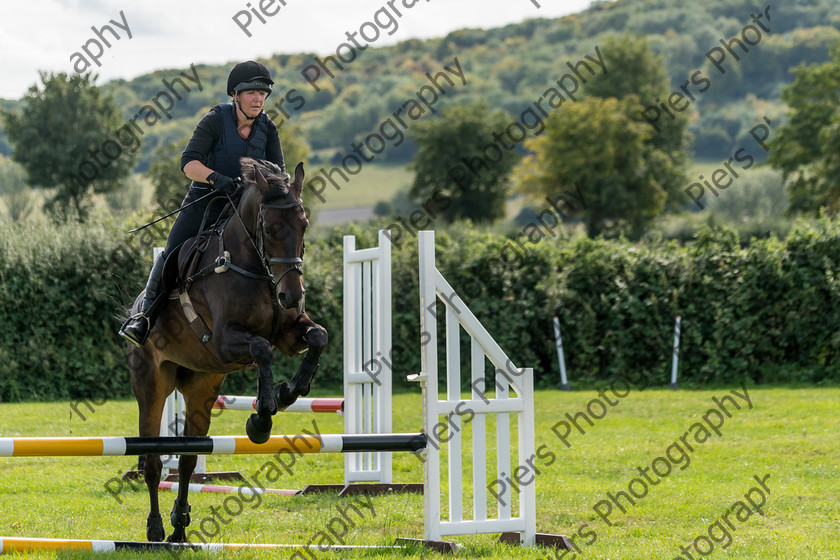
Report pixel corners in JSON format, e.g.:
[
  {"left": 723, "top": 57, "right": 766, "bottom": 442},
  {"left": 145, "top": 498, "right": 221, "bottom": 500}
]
[{"left": 127, "top": 158, "right": 327, "bottom": 542}]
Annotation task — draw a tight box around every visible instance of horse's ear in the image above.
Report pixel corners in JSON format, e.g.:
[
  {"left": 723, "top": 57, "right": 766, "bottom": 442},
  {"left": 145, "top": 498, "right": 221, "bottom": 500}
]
[
  {"left": 290, "top": 162, "right": 304, "bottom": 197},
  {"left": 254, "top": 166, "right": 270, "bottom": 193}
]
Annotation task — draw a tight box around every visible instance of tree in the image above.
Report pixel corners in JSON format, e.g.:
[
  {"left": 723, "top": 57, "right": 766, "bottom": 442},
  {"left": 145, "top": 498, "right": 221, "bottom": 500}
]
[
  {"left": 409, "top": 102, "right": 518, "bottom": 223},
  {"left": 768, "top": 41, "right": 840, "bottom": 214},
  {"left": 148, "top": 135, "right": 192, "bottom": 207},
  {"left": 518, "top": 97, "right": 667, "bottom": 238},
  {"left": 585, "top": 34, "right": 669, "bottom": 102},
  {"left": 1, "top": 72, "right": 138, "bottom": 222},
  {"left": 584, "top": 34, "right": 689, "bottom": 210}
]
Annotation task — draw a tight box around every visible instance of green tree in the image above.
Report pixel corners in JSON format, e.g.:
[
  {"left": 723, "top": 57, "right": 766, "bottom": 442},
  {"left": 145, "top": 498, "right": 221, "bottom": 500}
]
[
  {"left": 1, "top": 72, "right": 137, "bottom": 222},
  {"left": 585, "top": 34, "right": 689, "bottom": 210},
  {"left": 585, "top": 35, "right": 668, "bottom": 102},
  {"left": 518, "top": 97, "right": 666, "bottom": 238},
  {"left": 148, "top": 135, "right": 192, "bottom": 207},
  {"left": 768, "top": 41, "right": 840, "bottom": 214},
  {"left": 278, "top": 123, "right": 320, "bottom": 223},
  {"left": 409, "top": 102, "right": 518, "bottom": 223}
]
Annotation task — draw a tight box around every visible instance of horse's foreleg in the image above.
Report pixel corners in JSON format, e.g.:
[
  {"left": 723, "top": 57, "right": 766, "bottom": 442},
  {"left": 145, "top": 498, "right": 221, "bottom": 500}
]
[
  {"left": 218, "top": 327, "right": 276, "bottom": 444},
  {"left": 275, "top": 323, "right": 328, "bottom": 408}
]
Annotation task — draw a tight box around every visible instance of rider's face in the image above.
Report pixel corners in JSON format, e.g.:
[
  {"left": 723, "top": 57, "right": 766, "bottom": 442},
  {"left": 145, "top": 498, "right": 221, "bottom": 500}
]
[{"left": 236, "top": 90, "right": 268, "bottom": 118}]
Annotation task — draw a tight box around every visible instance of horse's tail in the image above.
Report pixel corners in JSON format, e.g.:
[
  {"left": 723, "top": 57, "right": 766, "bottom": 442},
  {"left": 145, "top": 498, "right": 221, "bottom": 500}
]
[{"left": 116, "top": 290, "right": 145, "bottom": 324}]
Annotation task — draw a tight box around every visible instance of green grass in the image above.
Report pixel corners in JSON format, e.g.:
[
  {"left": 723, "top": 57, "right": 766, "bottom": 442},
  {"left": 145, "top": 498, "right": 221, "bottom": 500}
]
[
  {"left": 0, "top": 387, "right": 837, "bottom": 559},
  {"left": 312, "top": 163, "right": 412, "bottom": 210}
]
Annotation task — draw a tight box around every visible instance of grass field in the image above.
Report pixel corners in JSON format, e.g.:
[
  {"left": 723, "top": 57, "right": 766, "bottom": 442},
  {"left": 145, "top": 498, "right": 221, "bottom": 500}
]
[
  {"left": 312, "top": 163, "right": 412, "bottom": 210},
  {"left": 0, "top": 385, "right": 837, "bottom": 559}
]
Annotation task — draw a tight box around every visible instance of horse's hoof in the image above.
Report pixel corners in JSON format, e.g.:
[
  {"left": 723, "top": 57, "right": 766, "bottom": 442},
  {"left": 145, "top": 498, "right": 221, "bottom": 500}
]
[
  {"left": 146, "top": 515, "right": 164, "bottom": 542},
  {"left": 166, "top": 531, "right": 186, "bottom": 543},
  {"left": 246, "top": 413, "right": 272, "bottom": 444}
]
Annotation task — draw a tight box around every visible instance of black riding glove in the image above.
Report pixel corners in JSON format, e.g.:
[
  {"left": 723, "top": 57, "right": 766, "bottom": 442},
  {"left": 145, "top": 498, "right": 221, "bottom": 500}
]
[{"left": 206, "top": 172, "right": 237, "bottom": 195}]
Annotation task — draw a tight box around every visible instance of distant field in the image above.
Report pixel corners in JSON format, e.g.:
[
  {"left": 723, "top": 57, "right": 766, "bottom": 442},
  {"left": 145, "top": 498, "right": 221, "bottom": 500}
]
[
  {"left": 310, "top": 163, "right": 412, "bottom": 210},
  {"left": 0, "top": 386, "right": 836, "bottom": 558}
]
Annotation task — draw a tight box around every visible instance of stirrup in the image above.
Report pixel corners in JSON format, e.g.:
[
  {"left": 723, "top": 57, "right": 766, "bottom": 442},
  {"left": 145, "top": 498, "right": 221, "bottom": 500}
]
[{"left": 119, "top": 313, "right": 150, "bottom": 348}]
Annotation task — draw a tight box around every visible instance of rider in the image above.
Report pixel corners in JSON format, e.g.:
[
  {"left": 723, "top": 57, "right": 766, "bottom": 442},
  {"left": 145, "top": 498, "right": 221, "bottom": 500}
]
[{"left": 119, "top": 60, "right": 286, "bottom": 347}]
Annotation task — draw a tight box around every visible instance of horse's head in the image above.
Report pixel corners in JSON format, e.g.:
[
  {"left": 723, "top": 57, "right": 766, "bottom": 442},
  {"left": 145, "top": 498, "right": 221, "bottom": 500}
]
[{"left": 240, "top": 158, "right": 308, "bottom": 310}]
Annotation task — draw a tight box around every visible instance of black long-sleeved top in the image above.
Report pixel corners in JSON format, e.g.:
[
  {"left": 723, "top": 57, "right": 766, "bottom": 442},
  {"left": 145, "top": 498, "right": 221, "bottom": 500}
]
[{"left": 180, "top": 106, "right": 284, "bottom": 175}]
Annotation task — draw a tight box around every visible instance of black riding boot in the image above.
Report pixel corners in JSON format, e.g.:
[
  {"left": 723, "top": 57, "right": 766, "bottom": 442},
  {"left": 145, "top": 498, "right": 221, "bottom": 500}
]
[{"left": 119, "top": 253, "right": 166, "bottom": 347}]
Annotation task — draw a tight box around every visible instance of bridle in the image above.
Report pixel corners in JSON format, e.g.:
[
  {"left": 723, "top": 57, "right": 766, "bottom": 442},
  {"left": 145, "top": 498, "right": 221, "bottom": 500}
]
[
  {"left": 221, "top": 192, "right": 305, "bottom": 296},
  {"left": 255, "top": 198, "right": 305, "bottom": 287}
]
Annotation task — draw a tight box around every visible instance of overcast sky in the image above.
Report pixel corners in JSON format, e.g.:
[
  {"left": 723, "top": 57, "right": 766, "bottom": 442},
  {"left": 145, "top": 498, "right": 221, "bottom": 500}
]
[{"left": 0, "top": 0, "right": 594, "bottom": 100}]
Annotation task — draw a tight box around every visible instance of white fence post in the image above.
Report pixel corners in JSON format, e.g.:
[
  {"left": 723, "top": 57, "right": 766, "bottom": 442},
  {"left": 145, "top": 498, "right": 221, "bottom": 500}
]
[
  {"left": 670, "top": 316, "right": 681, "bottom": 389},
  {"left": 343, "top": 230, "right": 393, "bottom": 486},
  {"left": 552, "top": 316, "right": 571, "bottom": 391}
]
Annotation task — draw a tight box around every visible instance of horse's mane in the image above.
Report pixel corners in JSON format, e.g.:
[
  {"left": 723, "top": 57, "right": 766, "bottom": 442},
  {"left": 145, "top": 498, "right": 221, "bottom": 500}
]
[{"left": 238, "top": 157, "right": 293, "bottom": 210}]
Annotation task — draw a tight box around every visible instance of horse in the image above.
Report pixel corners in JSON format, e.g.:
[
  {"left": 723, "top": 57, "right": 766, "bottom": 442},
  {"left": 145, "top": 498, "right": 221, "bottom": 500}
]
[{"left": 126, "top": 157, "right": 328, "bottom": 542}]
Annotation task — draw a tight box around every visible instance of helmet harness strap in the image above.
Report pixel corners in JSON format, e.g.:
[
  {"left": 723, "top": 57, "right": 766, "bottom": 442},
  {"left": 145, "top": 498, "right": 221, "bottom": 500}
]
[{"left": 233, "top": 93, "right": 258, "bottom": 122}]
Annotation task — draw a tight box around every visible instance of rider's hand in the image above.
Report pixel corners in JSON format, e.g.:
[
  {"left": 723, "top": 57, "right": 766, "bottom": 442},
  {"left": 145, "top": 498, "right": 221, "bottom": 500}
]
[{"left": 206, "top": 172, "right": 238, "bottom": 195}]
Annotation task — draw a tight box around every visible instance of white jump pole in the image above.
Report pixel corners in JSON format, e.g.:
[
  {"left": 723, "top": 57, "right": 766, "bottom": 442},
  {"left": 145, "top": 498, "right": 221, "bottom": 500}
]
[
  {"left": 670, "top": 316, "right": 681, "bottom": 389},
  {"left": 552, "top": 317, "right": 571, "bottom": 391}
]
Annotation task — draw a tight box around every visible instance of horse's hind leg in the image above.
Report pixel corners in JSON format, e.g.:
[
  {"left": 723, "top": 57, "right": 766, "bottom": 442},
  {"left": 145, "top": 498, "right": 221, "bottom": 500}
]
[
  {"left": 167, "top": 370, "right": 225, "bottom": 543},
  {"left": 129, "top": 350, "right": 176, "bottom": 542},
  {"left": 275, "top": 320, "right": 328, "bottom": 408}
]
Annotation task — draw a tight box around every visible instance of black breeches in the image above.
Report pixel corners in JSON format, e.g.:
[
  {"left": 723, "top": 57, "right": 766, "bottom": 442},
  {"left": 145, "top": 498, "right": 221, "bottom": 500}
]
[{"left": 163, "top": 186, "right": 229, "bottom": 257}]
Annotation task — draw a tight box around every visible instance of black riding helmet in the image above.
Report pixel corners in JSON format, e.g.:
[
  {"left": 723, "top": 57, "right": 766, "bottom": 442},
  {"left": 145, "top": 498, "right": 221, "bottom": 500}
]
[{"left": 227, "top": 60, "right": 274, "bottom": 97}]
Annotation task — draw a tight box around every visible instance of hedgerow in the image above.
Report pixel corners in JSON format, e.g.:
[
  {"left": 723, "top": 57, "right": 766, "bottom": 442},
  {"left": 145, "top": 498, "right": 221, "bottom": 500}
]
[{"left": 1, "top": 216, "right": 837, "bottom": 402}]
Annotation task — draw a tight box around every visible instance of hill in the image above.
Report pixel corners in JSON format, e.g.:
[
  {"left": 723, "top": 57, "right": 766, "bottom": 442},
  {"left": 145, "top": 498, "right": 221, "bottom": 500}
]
[{"left": 2, "top": 0, "right": 838, "bottom": 172}]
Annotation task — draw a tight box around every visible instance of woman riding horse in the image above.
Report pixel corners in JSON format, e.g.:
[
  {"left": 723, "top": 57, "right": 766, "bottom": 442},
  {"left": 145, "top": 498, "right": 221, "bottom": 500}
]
[
  {"left": 120, "top": 63, "right": 327, "bottom": 543},
  {"left": 120, "top": 60, "right": 285, "bottom": 346}
]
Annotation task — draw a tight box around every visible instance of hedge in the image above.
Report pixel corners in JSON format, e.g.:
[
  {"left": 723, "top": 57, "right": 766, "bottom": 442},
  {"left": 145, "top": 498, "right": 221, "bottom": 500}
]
[{"left": 1, "top": 216, "right": 838, "bottom": 402}]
